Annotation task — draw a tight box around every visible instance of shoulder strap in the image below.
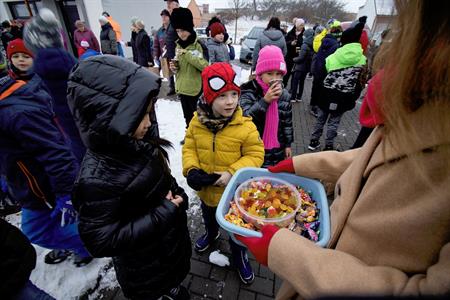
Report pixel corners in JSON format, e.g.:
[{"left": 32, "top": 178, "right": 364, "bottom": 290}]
[{"left": 0, "top": 80, "right": 26, "bottom": 100}]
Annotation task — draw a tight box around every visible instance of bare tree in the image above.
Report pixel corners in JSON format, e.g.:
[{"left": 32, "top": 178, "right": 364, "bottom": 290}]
[{"left": 229, "top": 0, "right": 248, "bottom": 44}]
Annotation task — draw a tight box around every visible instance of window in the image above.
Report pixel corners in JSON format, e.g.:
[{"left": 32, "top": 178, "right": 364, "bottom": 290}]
[{"left": 8, "top": 1, "right": 43, "bottom": 20}]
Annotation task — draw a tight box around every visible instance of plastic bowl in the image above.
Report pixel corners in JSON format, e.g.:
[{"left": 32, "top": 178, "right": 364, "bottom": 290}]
[{"left": 234, "top": 176, "right": 301, "bottom": 229}]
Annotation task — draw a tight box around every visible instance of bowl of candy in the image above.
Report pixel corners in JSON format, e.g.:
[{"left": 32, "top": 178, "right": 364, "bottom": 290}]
[
  {"left": 234, "top": 177, "right": 300, "bottom": 229},
  {"left": 216, "top": 167, "right": 330, "bottom": 248}
]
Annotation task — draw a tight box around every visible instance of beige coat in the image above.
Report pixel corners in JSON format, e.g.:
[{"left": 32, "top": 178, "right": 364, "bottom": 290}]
[{"left": 268, "top": 108, "right": 450, "bottom": 298}]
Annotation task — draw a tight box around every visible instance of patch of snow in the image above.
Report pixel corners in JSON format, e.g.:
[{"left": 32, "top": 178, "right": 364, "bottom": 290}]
[{"left": 208, "top": 250, "right": 230, "bottom": 267}]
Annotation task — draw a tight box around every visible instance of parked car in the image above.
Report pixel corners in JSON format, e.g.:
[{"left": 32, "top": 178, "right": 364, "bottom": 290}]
[
  {"left": 195, "top": 27, "right": 207, "bottom": 42},
  {"left": 239, "top": 26, "right": 264, "bottom": 64}
]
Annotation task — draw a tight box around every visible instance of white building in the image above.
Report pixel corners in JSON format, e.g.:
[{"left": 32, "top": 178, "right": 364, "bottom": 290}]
[
  {"left": 357, "top": 0, "right": 395, "bottom": 34},
  {"left": 0, "top": 0, "right": 166, "bottom": 57}
]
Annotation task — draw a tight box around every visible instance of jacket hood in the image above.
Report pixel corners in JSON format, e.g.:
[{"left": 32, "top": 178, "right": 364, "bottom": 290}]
[
  {"left": 206, "top": 38, "right": 222, "bottom": 46},
  {"left": 326, "top": 42, "right": 366, "bottom": 72},
  {"left": 302, "top": 29, "right": 314, "bottom": 46},
  {"left": 67, "top": 55, "right": 161, "bottom": 152},
  {"left": 321, "top": 34, "right": 339, "bottom": 51},
  {"left": 263, "top": 29, "right": 284, "bottom": 41},
  {"left": 33, "top": 48, "right": 77, "bottom": 80}
]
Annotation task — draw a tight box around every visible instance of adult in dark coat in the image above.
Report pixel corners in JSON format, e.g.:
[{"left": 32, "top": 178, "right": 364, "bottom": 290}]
[
  {"left": 134, "top": 20, "right": 153, "bottom": 67},
  {"left": 284, "top": 18, "right": 305, "bottom": 86},
  {"left": 164, "top": 0, "right": 180, "bottom": 95},
  {"left": 126, "top": 17, "right": 138, "bottom": 64},
  {"left": 290, "top": 28, "right": 314, "bottom": 101},
  {"left": 240, "top": 79, "right": 293, "bottom": 167},
  {"left": 67, "top": 55, "right": 191, "bottom": 300}
]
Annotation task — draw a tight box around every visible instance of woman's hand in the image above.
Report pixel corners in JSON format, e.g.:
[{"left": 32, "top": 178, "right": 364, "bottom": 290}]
[
  {"left": 214, "top": 171, "right": 232, "bottom": 187},
  {"left": 264, "top": 83, "right": 282, "bottom": 103}
]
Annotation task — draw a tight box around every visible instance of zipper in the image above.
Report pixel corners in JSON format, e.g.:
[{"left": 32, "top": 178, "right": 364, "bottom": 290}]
[
  {"left": 16, "top": 161, "right": 53, "bottom": 209},
  {"left": 212, "top": 133, "right": 216, "bottom": 152}
]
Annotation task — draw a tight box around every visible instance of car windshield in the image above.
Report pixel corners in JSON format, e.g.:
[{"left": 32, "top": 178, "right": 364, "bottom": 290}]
[
  {"left": 247, "top": 27, "right": 264, "bottom": 39},
  {"left": 196, "top": 28, "right": 206, "bottom": 35}
]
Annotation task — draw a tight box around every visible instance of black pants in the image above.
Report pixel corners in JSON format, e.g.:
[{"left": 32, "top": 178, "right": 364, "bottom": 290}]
[
  {"left": 310, "top": 76, "right": 324, "bottom": 107},
  {"left": 283, "top": 59, "right": 294, "bottom": 88},
  {"left": 290, "top": 70, "right": 308, "bottom": 100},
  {"left": 179, "top": 93, "right": 200, "bottom": 128},
  {"left": 169, "top": 75, "right": 175, "bottom": 92},
  {"left": 200, "top": 202, "right": 246, "bottom": 254}
]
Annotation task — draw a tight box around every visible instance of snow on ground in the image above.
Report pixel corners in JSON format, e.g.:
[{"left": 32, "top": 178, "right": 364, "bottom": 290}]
[
  {"left": 209, "top": 250, "right": 230, "bottom": 267},
  {"left": 5, "top": 99, "right": 206, "bottom": 299}
]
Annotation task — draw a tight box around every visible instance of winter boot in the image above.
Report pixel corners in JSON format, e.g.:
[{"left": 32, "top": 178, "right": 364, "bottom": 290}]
[
  {"left": 73, "top": 253, "right": 93, "bottom": 267},
  {"left": 44, "top": 249, "right": 71, "bottom": 264},
  {"left": 194, "top": 230, "right": 220, "bottom": 252},
  {"left": 308, "top": 139, "right": 321, "bottom": 151},
  {"left": 232, "top": 246, "right": 255, "bottom": 284}
]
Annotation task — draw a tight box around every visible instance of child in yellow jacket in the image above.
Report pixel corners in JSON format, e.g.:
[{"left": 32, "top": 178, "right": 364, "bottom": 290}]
[{"left": 182, "top": 62, "right": 264, "bottom": 284}]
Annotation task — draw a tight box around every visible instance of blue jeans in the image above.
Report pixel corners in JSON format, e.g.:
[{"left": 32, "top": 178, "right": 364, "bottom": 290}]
[
  {"left": 13, "top": 280, "right": 55, "bottom": 300},
  {"left": 311, "top": 107, "right": 343, "bottom": 147},
  {"left": 21, "top": 208, "right": 90, "bottom": 257}
]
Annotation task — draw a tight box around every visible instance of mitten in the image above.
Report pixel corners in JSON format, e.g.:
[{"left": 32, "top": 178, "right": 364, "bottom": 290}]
[
  {"left": 50, "top": 195, "right": 77, "bottom": 227},
  {"left": 23, "top": 8, "right": 63, "bottom": 54},
  {"left": 267, "top": 158, "right": 295, "bottom": 173},
  {"left": 235, "top": 225, "right": 280, "bottom": 266},
  {"left": 186, "top": 169, "right": 220, "bottom": 191}
]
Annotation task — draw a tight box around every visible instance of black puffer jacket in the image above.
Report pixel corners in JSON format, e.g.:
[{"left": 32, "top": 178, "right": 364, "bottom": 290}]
[
  {"left": 240, "top": 79, "right": 293, "bottom": 166},
  {"left": 67, "top": 56, "right": 191, "bottom": 300}
]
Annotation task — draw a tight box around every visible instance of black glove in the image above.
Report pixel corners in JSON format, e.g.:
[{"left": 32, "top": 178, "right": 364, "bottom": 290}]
[{"left": 186, "top": 169, "right": 221, "bottom": 191}]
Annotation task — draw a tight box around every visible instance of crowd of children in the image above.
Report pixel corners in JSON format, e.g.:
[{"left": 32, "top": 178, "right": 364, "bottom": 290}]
[{"left": 3, "top": 2, "right": 444, "bottom": 300}]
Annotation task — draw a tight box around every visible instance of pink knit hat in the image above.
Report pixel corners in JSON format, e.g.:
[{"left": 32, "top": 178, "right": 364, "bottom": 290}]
[{"left": 255, "top": 45, "right": 287, "bottom": 76}]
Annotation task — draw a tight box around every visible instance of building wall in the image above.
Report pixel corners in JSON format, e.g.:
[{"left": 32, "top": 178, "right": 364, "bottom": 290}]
[
  {"left": 187, "top": 0, "right": 201, "bottom": 27},
  {"left": 357, "top": 0, "right": 377, "bottom": 30}
]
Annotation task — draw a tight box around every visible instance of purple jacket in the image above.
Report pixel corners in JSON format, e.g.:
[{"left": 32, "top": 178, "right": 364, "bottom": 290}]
[{"left": 74, "top": 29, "right": 100, "bottom": 52}]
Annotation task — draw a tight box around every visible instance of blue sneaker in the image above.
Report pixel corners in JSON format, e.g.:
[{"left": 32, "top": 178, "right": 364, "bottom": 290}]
[
  {"left": 233, "top": 248, "right": 255, "bottom": 284},
  {"left": 194, "top": 230, "right": 220, "bottom": 252}
]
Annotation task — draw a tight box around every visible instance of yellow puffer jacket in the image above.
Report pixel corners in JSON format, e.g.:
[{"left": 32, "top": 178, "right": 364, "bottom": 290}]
[
  {"left": 182, "top": 107, "right": 264, "bottom": 207},
  {"left": 313, "top": 29, "right": 327, "bottom": 53}
]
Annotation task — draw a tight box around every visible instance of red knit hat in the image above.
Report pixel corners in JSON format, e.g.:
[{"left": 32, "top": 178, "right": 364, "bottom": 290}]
[
  {"left": 210, "top": 22, "right": 225, "bottom": 38},
  {"left": 202, "top": 62, "right": 240, "bottom": 105},
  {"left": 7, "top": 39, "right": 34, "bottom": 60}
]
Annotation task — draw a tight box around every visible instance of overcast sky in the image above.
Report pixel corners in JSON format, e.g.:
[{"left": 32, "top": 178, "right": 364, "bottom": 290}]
[{"left": 179, "top": 0, "right": 367, "bottom": 14}]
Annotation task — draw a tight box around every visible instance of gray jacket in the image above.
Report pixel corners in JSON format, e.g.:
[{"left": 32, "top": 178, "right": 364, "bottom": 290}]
[
  {"left": 293, "top": 29, "right": 314, "bottom": 72},
  {"left": 252, "top": 28, "right": 287, "bottom": 70},
  {"left": 100, "top": 23, "right": 117, "bottom": 55},
  {"left": 206, "top": 38, "right": 230, "bottom": 64}
]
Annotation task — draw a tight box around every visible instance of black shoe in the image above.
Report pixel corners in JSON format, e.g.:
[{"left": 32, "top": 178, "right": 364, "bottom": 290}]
[
  {"left": 323, "top": 145, "right": 334, "bottom": 151},
  {"left": 308, "top": 139, "right": 320, "bottom": 151},
  {"left": 167, "top": 90, "right": 176, "bottom": 96},
  {"left": 73, "top": 254, "right": 93, "bottom": 267},
  {"left": 180, "top": 139, "right": 185, "bottom": 145},
  {"left": 44, "top": 249, "right": 71, "bottom": 264},
  {"left": 161, "top": 285, "right": 190, "bottom": 300}
]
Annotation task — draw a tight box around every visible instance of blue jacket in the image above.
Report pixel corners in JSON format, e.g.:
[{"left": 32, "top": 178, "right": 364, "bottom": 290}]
[
  {"left": 0, "top": 75, "right": 79, "bottom": 210},
  {"left": 311, "top": 34, "right": 339, "bottom": 80},
  {"left": 33, "top": 48, "right": 86, "bottom": 163}
]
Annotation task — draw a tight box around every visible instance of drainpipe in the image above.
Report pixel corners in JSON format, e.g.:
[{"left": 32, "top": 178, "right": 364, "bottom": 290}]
[{"left": 24, "top": 0, "right": 33, "bottom": 17}]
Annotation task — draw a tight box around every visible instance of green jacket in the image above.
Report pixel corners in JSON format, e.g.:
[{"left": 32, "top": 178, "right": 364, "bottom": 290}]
[
  {"left": 325, "top": 42, "right": 366, "bottom": 73},
  {"left": 175, "top": 39, "right": 208, "bottom": 96}
]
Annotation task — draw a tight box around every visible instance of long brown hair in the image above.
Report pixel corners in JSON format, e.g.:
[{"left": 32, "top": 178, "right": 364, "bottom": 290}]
[{"left": 374, "top": 0, "right": 450, "bottom": 169}]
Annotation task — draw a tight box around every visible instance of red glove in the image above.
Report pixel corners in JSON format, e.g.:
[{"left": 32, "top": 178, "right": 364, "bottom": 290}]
[
  {"left": 235, "top": 225, "right": 280, "bottom": 266},
  {"left": 268, "top": 158, "right": 295, "bottom": 173}
]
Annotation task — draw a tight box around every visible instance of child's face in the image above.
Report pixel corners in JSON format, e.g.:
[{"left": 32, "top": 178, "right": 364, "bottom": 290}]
[
  {"left": 11, "top": 53, "right": 33, "bottom": 72},
  {"left": 176, "top": 29, "right": 191, "bottom": 41},
  {"left": 213, "top": 33, "right": 224, "bottom": 43},
  {"left": 211, "top": 90, "right": 239, "bottom": 118},
  {"left": 133, "top": 103, "right": 152, "bottom": 140},
  {"left": 260, "top": 70, "right": 284, "bottom": 85}
]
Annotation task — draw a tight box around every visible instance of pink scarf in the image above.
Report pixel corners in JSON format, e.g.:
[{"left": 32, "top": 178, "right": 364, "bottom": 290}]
[{"left": 256, "top": 76, "right": 280, "bottom": 150}]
